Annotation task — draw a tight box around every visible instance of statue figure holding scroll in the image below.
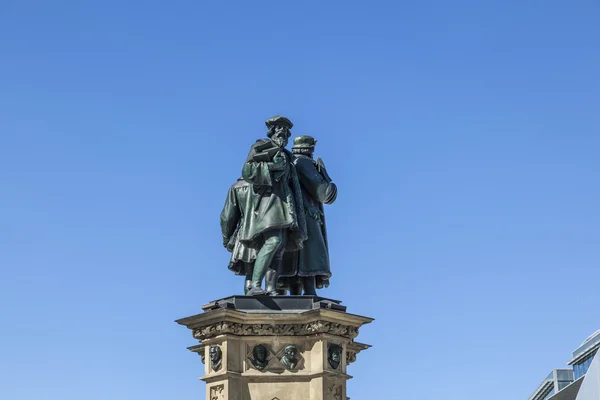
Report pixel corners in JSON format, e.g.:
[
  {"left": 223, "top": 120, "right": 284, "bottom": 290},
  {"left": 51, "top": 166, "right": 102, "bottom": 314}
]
[{"left": 238, "top": 116, "right": 307, "bottom": 296}]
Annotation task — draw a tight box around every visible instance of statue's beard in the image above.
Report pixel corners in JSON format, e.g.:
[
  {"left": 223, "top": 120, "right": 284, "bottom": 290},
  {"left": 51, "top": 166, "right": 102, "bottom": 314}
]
[{"left": 272, "top": 135, "right": 288, "bottom": 148}]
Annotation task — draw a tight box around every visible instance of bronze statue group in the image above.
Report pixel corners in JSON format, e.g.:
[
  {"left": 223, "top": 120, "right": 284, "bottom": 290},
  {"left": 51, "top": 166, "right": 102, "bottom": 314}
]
[{"left": 220, "top": 116, "right": 337, "bottom": 296}]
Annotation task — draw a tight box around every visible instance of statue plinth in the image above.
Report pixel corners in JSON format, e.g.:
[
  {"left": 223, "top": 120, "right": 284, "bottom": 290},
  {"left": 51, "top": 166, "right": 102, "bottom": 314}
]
[{"left": 176, "top": 296, "right": 373, "bottom": 400}]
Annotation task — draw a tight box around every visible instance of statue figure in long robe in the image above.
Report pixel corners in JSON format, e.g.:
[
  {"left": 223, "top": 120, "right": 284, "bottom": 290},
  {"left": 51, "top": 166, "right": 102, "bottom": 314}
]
[
  {"left": 220, "top": 178, "right": 258, "bottom": 294},
  {"left": 238, "top": 116, "right": 307, "bottom": 295},
  {"left": 281, "top": 135, "right": 337, "bottom": 295}
]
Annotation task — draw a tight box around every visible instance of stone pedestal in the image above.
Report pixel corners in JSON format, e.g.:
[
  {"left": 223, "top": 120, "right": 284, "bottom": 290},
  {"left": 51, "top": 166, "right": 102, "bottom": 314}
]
[{"left": 176, "top": 296, "right": 373, "bottom": 400}]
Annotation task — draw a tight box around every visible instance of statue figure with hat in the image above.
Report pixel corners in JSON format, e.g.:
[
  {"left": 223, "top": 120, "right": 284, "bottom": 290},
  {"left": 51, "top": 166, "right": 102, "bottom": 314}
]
[
  {"left": 220, "top": 178, "right": 259, "bottom": 294},
  {"left": 237, "top": 116, "right": 307, "bottom": 296},
  {"left": 280, "top": 135, "right": 337, "bottom": 295}
]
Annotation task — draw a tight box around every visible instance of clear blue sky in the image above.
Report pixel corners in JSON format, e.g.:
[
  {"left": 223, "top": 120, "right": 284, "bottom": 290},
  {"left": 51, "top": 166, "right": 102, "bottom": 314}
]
[{"left": 1, "top": 1, "right": 599, "bottom": 399}]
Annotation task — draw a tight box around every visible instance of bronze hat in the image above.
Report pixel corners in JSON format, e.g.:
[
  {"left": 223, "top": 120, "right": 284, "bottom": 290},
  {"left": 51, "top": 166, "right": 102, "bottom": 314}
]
[
  {"left": 292, "top": 135, "right": 317, "bottom": 149},
  {"left": 265, "top": 115, "right": 293, "bottom": 129}
]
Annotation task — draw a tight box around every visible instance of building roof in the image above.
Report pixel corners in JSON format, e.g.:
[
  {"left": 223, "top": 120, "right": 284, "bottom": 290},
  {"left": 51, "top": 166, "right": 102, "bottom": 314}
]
[
  {"left": 546, "top": 378, "right": 584, "bottom": 400},
  {"left": 569, "top": 330, "right": 600, "bottom": 366},
  {"left": 580, "top": 330, "right": 600, "bottom": 347},
  {"left": 529, "top": 369, "right": 574, "bottom": 400}
]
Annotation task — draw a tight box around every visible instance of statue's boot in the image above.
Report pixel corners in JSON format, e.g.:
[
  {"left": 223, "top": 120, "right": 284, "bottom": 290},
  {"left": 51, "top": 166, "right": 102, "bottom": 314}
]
[
  {"left": 265, "top": 269, "right": 279, "bottom": 296},
  {"left": 246, "top": 263, "right": 267, "bottom": 296},
  {"left": 247, "top": 267, "right": 266, "bottom": 296},
  {"left": 247, "top": 286, "right": 266, "bottom": 296},
  {"left": 288, "top": 276, "right": 303, "bottom": 295},
  {"left": 244, "top": 273, "right": 253, "bottom": 295},
  {"left": 303, "top": 276, "right": 317, "bottom": 296}
]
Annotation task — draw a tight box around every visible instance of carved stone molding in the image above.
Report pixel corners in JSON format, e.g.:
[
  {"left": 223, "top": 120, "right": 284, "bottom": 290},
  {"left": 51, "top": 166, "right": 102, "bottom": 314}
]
[
  {"left": 345, "top": 341, "right": 370, "bottom": 366},
  {"left": 346, "top": 351, "right": 357, "bottom": 365},
  {"left": 187, "top": 344, "right": 206, "bottom": 364},
  {"left": 193, "top": 320, "right": 359, "bottom": 341}
]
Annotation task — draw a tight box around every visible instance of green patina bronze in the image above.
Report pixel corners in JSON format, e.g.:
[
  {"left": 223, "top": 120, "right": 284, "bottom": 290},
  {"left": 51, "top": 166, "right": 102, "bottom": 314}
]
[
  {"left": 220, "top": 178, "right": 258, "bottom": 294},
  {"left": 281, "top": 135, "right": 337, "bottom": 295},
  {"left": 219, "top": 116, "right": 337, "bottom": 296}
]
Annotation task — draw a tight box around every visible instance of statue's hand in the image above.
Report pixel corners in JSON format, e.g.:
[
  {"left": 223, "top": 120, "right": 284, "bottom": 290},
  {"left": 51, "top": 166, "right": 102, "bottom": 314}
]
[
  {"left": 269, "top": 155, "right": 286, "bottom": 171},
  {"left": 274, "top": 150, "right": 287, "bottom": 163}
]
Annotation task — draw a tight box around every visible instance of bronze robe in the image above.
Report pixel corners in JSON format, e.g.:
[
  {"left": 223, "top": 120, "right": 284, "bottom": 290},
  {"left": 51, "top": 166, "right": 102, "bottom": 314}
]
[
  {"left": 220, "top": 178, "right": 257, "bottom": 275},
  {"left": 239, "top": 139, "right": 307, "bottom": 252},
  {"left": 281, "top": 155, "right": 337, "bottom": 280}
]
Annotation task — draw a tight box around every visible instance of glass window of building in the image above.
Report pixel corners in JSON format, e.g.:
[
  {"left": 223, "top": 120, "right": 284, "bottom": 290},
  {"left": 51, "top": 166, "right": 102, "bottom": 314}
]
[{"left": 574, "top": 353, "right": 596, "bottom": 380}]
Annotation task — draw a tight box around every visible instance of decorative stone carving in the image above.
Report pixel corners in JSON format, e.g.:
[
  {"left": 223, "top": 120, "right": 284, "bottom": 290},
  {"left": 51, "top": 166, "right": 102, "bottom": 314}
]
[
  {"left": 251, "top": 344, "right": 269, "bottom": 371},
  {"left": 279, "top": 345, "right": 299, "bottom": 370},
  {"left": 327, "top": 383, "right": 343, "bottom": 400},
  {"left": 328, "top": 343, "right": 343, "bottom": 370},
  {"left": 193, "top": 320, "right": 359, "bottom": 341},
  {"left": 210, "top": 384, "right": 224, "bottom": 400},
  {"left": 176, "top": 302, "right": 373, "bottom": 400},
  {"left": 345, "top": 341, "right": 370, "bottom": 366},
  {"left": 209, "top": 345, "right": 222, "bottom": 371},
  {"left": 187, "top": 344, "right": 206, "bottom": 364},
  {"left": 346, "top": 351, "right": 357, "bottom": 365},
  {"left": 246, "top": 343, "right": 277, "bottom": 372}
]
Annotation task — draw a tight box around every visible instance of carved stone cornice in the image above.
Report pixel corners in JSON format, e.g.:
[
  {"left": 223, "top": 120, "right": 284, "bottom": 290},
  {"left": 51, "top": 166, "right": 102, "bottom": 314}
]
[
  {"left": 345, "top": 341, "right": 370, "bottom": 366},
  {"left": 176, "top": 308, "right": 373, "bottom": 342},
  {"left": 346, "top": 351, "right": 357, "bottom": 365},
  {"left": 193, "top": 320, "right": 359, "bottom": 341},
  {"left": 188, "top": 343, "right": 206, "bottom": 363}
]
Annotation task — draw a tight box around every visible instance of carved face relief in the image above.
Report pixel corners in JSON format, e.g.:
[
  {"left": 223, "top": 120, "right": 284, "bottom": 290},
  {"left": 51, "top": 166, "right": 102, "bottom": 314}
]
[
  {"left": 328, "top": 344, "right": 343, "bottom": 370},
  {"left": 209, "top": 345, "right": 222, "bottom": 371},
  {"left": 280, "top": 345, "right": 298, "bottom": 370},
  {"left": 252, "top": 344, "right": 269, "bottom": 371}
]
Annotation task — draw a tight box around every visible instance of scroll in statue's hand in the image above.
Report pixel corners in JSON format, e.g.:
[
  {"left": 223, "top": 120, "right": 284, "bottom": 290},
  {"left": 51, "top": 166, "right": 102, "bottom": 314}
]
[{"left": 269, "top": 153, "right": 286, "bottom": 171}]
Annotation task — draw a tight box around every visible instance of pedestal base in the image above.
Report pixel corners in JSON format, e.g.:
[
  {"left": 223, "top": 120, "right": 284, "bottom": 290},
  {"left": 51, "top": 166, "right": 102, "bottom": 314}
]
[{"left": 176, "top": 296, "right": 373, "bottom": 400}]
